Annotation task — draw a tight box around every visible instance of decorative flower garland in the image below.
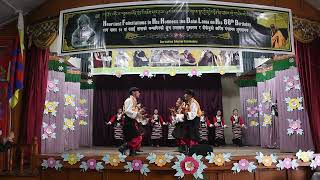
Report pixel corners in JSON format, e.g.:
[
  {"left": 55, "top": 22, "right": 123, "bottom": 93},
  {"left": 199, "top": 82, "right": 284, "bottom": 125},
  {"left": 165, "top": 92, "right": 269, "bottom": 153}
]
[
  {"left": 147, "top": 153, "right": 174, "bottom": 167},
  {"left": 124, "top": 159, "right": 150, "bottom": 176},
  {"left": 172, "top": 154, "right": 207, "bottom": 179},
  {"left": 296, "top": 150, "right": 314, "bottom": 163},
  {"left": 102, "top": 153, "right": 127, "bottom": 167},
  {"left": 80, "top": 159, "right": 104, "bottom": 172},
  {"left": 276, "top": 157, "right": 298, "bottom": 170},
  {"left": 255, "top": 152, "right": 277, "bottom": 167},
  {"left": 231, "top": 159, "right": 256, "bottom": 173},
  {"left": 205, "top": 153, "right": 231, "bottom": 166},
  {"left": 188, "top": 69, "right": 202, "bottom": 77},
  {"left": 42, "top": 122, "right": 56, "bottom": 140},
  {"left": 285, "top": 97, "right": 304, "bottom": 112},
  {"left": 287, "top": 119, "right": 304, "bottom": 136},
  {"left": 41, "top": 157, "right": 63, "bottom": 170},
  {"left": 283, "top": 75, "right": 300, "bottom": 91},
  {"left": 139, "top": 69, "right": 154, "bottom": 78},
  {"left": 61, "top": 153, "right": 84, "bottom": 165}
]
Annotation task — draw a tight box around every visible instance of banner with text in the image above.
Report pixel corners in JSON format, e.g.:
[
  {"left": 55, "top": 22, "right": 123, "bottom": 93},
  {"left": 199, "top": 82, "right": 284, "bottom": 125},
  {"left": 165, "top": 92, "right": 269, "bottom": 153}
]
[{"left": 58, "top": 1, "right": 294, "bottom": 55}]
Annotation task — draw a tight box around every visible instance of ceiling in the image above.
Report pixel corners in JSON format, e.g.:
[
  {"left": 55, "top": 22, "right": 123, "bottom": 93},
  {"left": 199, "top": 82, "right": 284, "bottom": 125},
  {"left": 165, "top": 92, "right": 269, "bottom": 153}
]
[
  {"left": 0, "top": 0, "right": 319, "bottom": 27},
  {"left": 0, "top": 0, "right": 47, "bottom": 26}
]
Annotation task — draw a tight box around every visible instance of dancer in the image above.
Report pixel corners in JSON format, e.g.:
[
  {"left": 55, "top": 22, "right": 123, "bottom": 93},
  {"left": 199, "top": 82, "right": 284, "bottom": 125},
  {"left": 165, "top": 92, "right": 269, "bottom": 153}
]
[
  {"left": 118, "top": 87, "right": 144, "bottom": 156},
  {"left": 213, "top": 110, "right": 227, "bottom": 147},
  {"left": 106, "top": 108, "right": 124, "bottom": 146},
  {"left": 199, "top": 111, "right": 210, "bottom": 144},
  {"left": 183, "top": 89, "right": 202, "bottom": 153},
  {"left": 230, "top": 109, "right": 245, "bottom": 147},
  {"left": 171, "top": 97, "right": 186, "bottom": 152},
  {"left": 150, "top": 109, "right": 165, "bottom": 147},
  {"left": 167, "top": 111, "right": 176, "bottom": 146}
]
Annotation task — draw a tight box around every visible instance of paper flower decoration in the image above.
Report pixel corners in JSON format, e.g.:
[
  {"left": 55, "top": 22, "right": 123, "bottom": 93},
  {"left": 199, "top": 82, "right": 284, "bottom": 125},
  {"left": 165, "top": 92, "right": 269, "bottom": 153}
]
[
  {"left": 147, "top": 153, "right": 174, "bottom": 167},
  {"left": 205, "top": 153, "right": 231, "bottom": 166},
  {"left": 249, "top": 120, "right": 259, "bottom": 127},
  {"left": 75, "top": 107, "right": 88, "bottom": 119},
  {"left": 283, "top": 75, "right": 300, "bottom": 91},
  {"left": 246, "top": 98, "right": 257, "bottom": 105},
  {"left": 44, "top": 101, "right": 59, "bottom": 116},
  {"left": 258, "top": 103, "right": 264, "bottom": 115},
  {"left": 42, "top": 122, "right": 56, "bottom": 140},
  {"left": 102, "top": 153, "right": 126, "bottom": 167},
  {"left": 63, "top": 118, "right": 75, "bottom": 131},
  {"left": 87, "top": 79, "right": 93, "bottom": 85},
  {"left": 124, "top": 159, "right": 150, "bottom": 176},
  {"left": 276, "top": 158, "right": 298, "bottom": 170},
  {"left": 80, "top": 159, "right": 104, "bottom": 172},
  {"left": 296, "top": 150, "right": 314, "bottom": 163},
  {"left": 47, "top": 79, "right": 59, "bottom": 93},
  {"left": 139, "top": 69, "right": 154, "bottom": 78},
  {"left": 310, "top": 155, "right": 320, "bottom": 170},
  {"left": 262, "top": 91, "right": 272, "bottom": 103},
  {"left": 188, "top": 69, "right": 202, "bottom": 77},
  {"left": 285, "top": 97, "right": 304, "bottom": 111},
  {"left": 58, "top": 58, "right": 64, "bottom": 63},
  {"left": 79, "top": 120, "right": 88, "bottom": 126},
  {"left": 88, "top": 72, "right": 93, "bottom": 77},
  {"left": 79, "top": 99, "right": 87, "bottom": 105},
  {"left": 287, "top": 119, "right": 304, "bottom": 136},
  {"left": 255, "top": 152, "right": 278, "bottom": 167},
  {"left": 114, "top": 70, "right": 123, "bottom": 78},
  {"left": 172, "top": 154, "right": 207, "bottom": 179},
  {"left": 58, "top": 66, "right": 64, "bottom": 71},
  {"left": 64, "top": 94, "right": 76, "bottom": 106},
  {"left": 232, "top": 159, "right": 256, "bottom": 173},
  {"left": 62, "top": 153, "right": 84, "bottom": 165},
  {"left": 41, "top": 157, "right": 63, "bottom": 171},
  {"left": 169, "top": 69, "right": 176, "bottom": 76},
  {"left": 219, "top": 69, "right": 225, "bottom": 75},
  {"left": 262, "top": 114, "right": 272, "bottom": 127},
  {"left": 246, "top": 106, "right": 258, "bottom": 118}
]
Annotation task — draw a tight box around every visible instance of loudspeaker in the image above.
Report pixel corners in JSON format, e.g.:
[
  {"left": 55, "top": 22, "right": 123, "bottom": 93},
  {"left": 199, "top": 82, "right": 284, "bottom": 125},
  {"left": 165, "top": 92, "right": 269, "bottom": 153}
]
[{"left": 189, "top": 144, "right": 212, "bottom": 156}]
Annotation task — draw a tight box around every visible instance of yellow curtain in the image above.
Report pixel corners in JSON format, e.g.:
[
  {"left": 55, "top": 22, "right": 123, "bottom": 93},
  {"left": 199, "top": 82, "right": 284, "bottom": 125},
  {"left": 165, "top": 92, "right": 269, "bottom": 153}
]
[{"left": 293, "top": 17, "right": 320, "bottom": 43}]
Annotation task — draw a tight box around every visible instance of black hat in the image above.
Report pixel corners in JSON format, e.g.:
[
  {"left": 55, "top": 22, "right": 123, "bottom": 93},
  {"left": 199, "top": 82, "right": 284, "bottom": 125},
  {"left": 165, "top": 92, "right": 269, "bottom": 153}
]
[
  {"left": 184, "top": 89, "right": 195, "bottom": 97},
  {"left": 129, "top": 87, "right": 140, "bottom": 95}
]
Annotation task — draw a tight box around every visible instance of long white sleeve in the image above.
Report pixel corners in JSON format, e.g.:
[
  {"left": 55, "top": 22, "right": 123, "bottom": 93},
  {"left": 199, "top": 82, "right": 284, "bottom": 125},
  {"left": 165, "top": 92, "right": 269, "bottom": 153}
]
[
  {"left": 187, "top": 102, "right": 198, "bottom": 120},
  {"left": 124, "top": 98, "right": 137, "bottom": 119}
]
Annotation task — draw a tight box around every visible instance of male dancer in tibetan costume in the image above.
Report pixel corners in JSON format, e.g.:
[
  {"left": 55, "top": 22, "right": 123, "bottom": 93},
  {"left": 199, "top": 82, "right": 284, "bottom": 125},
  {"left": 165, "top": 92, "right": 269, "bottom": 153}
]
[
  {"left": 230, "top": 109, "right": 245, "bottom": 147},
  {"left": 119, "top": 87, "right": 143, "bottom": 156},
  {"left": 183, "top": 89, "right": 202, "bottom": 153}
]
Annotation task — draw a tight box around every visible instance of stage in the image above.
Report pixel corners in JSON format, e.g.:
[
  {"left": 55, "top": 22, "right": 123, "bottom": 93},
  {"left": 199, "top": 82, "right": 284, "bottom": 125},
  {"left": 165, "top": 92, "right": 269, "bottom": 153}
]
[{"left": 41, "top": 145, "right": 290, "bottom": 157}]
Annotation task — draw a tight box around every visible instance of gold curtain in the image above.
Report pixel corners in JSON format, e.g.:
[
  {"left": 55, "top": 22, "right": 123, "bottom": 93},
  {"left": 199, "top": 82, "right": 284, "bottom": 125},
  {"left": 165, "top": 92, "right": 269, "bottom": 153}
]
[
  {"left": 27, "top": 19, "right": 59, "bottom": 49},
  {"left": 293, "top": 17, "right": 320, "bottom": 43}
]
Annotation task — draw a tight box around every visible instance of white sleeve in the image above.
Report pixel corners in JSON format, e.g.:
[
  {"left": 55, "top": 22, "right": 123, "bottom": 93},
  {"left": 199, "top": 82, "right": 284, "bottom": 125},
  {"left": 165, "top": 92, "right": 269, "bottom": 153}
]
[
  {"left": 124, "top": 99, "right": 137, "bottom": 119},
  {"left": 187, "top": 102, "right": 197, "bottom": 120}
]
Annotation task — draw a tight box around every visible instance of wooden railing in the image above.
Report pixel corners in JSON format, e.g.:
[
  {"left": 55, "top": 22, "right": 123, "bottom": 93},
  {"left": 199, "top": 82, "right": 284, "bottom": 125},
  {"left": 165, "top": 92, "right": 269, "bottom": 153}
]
[{"left": 0, "top": 137, "right": 39, "bottom": 175}]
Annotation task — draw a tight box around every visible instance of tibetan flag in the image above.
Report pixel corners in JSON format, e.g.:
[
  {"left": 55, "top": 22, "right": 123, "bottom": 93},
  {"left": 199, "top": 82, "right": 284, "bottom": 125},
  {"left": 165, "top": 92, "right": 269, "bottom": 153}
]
[{"left": 8, "top": 12, "right": 25, "bottom": 108}]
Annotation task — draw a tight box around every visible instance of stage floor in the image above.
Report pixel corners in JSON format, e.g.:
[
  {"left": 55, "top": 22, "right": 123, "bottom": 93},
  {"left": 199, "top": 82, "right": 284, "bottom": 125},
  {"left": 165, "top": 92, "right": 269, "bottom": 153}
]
[{"left": 43, "top": 145, "right": 292, "bottom": 157}]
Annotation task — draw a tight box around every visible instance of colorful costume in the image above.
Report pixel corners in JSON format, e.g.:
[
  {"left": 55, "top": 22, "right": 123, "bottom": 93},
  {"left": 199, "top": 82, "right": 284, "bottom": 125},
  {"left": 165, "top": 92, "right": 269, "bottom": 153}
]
[
  {"left": 122, "top": 96, "right": 142, "bottom": 151},
  {"left": 230, "top": 115, "right": 245, "bottom": 146},
  {"left": 150, "top": 114, "right": 164, "bottom": 146},
  {"left": 183, "top": 98, "right": 201, "bottom": 147},
  {"left": 108, "top": 113, "right": 124, "bottom": 146},
  {"left": 199, "top": 115, "right": 210, "bottom": 143},
  {"left": 213, "top": 115, "right": 226, "bottom": 146}
]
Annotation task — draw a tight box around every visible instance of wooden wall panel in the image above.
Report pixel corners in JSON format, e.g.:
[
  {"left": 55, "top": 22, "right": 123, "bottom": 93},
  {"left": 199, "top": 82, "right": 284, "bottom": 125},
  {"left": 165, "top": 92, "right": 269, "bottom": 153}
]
[
  {"left": 289, "top": 168, "right": 312, "bottom": 180},
  {"left": 41, "top": 170, "right": 68, "bottom": 180},
  {"left": 257, "top": 169, "right": 287, "bottom": 180},
  {"left": 68, "top": 169, "right": 103, "bottom": 180},
  {"left": 142, "top": 171, "right": 177, "bottom": 180},
  {"left": 222, "top": 171, "right": 255, "bottom": 180},
  {"left": 103, "top": 170, "right": 140, "bottom": 180}
]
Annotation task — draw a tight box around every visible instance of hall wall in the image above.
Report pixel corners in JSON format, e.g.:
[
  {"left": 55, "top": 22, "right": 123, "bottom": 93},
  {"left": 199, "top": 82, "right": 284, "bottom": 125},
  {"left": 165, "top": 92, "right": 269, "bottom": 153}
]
[{"left": 26, "top": 0, "right": 320, "bottom": 24}]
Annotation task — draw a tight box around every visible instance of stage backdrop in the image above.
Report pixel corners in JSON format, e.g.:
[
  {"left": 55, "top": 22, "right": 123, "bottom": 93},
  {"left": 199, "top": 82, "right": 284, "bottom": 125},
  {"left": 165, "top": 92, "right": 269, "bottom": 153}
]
[{"left": 92, "top": 74, "right": 222, "bottom": 146}]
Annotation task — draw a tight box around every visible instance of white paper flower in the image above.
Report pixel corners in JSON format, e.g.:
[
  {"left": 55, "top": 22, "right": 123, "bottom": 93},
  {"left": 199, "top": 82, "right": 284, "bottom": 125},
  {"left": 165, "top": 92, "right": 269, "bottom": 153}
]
[
  {"left": 87, "top": 79, "right": 93, "bottom": 84},
  {"left": 285, "top": 97, "right": 304, "bottom": 112},
  {"left": 296, "top": 150, "right": 314, "bottom": 163},
  {"left": 58, "top": 66, "right": 64, "bottom": 71},
  {"left": 42, "top": 122, "right": 57, "bottom": 139},
  {"left": 287, "top": 119, "right": 304, "bottom": 136},
  {"left": 64, "top": 94, "right": 76, "bottom": 106}
]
